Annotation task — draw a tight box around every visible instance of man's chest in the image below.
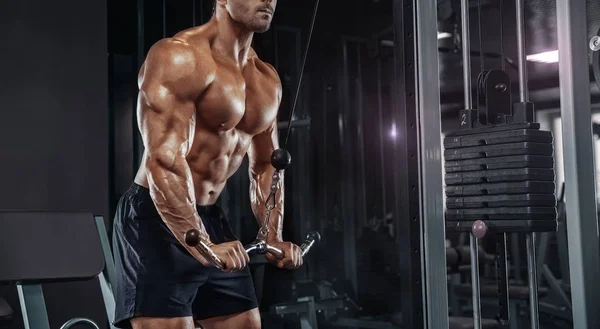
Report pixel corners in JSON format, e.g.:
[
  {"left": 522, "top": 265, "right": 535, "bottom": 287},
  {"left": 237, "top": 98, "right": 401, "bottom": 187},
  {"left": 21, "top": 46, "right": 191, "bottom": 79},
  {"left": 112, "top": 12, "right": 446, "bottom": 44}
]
[{"left": 196, "top": 63, "right": 279, "bottom": 135}]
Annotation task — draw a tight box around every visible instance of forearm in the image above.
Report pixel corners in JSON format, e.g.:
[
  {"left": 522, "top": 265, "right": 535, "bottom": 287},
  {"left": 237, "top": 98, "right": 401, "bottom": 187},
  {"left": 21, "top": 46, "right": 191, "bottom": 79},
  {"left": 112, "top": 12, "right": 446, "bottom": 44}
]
[
  {"left": 146, "top": 155, "right": 213, "bottom": 254},
  {"left": 250, "top": 166, "right": 284, "bottom": 242}
]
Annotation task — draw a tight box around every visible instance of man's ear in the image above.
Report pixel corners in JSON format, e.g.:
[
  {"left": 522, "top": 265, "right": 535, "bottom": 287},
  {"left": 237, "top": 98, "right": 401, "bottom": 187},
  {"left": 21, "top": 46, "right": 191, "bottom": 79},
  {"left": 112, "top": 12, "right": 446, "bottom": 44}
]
[{"left": 216, "top": 0, "right": 227, "bottom": 6}]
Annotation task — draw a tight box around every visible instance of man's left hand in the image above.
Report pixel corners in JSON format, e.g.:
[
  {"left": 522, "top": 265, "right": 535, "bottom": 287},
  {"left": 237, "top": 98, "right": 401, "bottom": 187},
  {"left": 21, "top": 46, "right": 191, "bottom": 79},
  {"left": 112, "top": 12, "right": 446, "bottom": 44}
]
[{"left": 265, "top": 241, "right": 303, "bottom": 269}]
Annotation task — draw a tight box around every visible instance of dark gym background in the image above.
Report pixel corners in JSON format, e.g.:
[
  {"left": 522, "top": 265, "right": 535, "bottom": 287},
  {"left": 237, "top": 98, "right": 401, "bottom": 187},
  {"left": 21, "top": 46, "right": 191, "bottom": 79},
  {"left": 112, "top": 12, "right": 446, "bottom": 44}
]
[
  {"left": 1, "top": 0, "right": 600, "bottom": 328},
  {"left": 0, "top": 1, "right": 109, "bottom": 328}
]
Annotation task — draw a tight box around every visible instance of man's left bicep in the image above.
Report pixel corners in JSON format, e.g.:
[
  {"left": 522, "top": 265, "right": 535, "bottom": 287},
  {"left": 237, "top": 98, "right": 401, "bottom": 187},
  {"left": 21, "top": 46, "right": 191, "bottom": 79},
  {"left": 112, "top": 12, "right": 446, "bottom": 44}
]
[{"left": 248, "top": 120, "right": 279, "bottom": 174}]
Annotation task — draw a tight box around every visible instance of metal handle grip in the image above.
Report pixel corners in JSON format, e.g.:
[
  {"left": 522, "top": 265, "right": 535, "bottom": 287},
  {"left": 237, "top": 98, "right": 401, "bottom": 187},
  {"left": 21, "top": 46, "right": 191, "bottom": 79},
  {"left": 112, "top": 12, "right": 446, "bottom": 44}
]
[
  {"left": 266, "top": 244, "right": 285, "bottom": 258},
  {"left": 184, "top": 229, "right": 225, "bottom": 270},
  {"left": 184, "top": 229, "right": 321, "bottom": 269},
  {"left": 300, "top": 231, "right": 321, "bottom": 257},
  {"left": 59, "top": 318, "right": 100, "bottom": 329},
  {"left": 243, "top": 240, "right": 284, "bottom": 258}
]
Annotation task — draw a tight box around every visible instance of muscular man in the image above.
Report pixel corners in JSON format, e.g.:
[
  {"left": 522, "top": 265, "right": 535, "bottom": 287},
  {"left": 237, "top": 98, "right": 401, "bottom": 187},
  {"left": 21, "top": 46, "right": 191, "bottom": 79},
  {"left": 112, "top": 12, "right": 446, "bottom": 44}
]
[{"left": 111, "top": 0, "right": 303, "bottom": 328}]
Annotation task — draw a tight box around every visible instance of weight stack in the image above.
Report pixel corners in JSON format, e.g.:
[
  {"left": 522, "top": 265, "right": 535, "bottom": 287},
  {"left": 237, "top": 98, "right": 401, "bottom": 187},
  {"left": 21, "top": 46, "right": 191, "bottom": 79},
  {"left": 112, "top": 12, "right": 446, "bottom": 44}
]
[{"left": 444, "top": 122, "right": 558, "bottom": 233}]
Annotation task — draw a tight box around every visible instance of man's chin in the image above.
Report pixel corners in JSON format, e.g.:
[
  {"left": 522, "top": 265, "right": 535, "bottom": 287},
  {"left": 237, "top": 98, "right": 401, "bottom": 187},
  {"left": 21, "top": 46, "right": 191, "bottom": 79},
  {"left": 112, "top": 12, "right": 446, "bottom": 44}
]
[
  {"left": 249, "top": 21, "right": 272, "bottom": 33},
  {"left": 255, "top": 26, "right": 271, "bottom": 33}
]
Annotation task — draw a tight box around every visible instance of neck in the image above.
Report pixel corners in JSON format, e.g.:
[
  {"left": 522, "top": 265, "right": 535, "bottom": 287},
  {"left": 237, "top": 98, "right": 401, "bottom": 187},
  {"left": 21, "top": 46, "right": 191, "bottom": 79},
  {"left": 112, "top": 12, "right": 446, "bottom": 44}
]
[{"left": 211, "top": 11, "right": 254, "bottom": 66}]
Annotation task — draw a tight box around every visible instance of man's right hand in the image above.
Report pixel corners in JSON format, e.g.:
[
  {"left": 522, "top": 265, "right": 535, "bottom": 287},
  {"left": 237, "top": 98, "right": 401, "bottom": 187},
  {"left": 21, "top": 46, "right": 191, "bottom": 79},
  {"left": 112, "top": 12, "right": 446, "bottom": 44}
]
[{"left": 202, "top": 241, "right": 250, "bottom": 272}]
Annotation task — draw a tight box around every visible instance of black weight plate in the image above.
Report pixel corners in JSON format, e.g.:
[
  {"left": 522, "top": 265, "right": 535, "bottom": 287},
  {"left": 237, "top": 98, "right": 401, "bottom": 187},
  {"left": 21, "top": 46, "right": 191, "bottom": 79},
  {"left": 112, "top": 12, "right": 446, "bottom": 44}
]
[
  {"left": 445, "top": 219, "right": 558, "bottom": 233},
  {"left": 448, "top": 122, "right": 541, "bottom": 136},
  {"left": 445, "top": 155, "right": 553, "bottom": 173},
  {"left": 445, "top": 207, "right": 557, "bottom": 221},
  {"left": 444, "top": 129, "right": 552, "bottom": 149},
  {"left": 446, "top": 122, "right": 540, "bottom": 137},
  {"left": 446, "top": 194, "right": 556, "bottom": 209},
  {"left": 445, "top": 142, "right": 553, "bottom": 161},
  {"left": 445, "top": 168, "right": 554, "bottom": 186},
  {"left": 445, "top": 181, "right": 555, "bottom": 197}
]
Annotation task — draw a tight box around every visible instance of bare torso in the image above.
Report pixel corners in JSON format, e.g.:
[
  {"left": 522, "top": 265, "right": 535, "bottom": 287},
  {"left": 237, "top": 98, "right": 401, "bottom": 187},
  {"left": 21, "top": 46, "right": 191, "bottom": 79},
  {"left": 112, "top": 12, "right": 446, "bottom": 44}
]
[{"left": 134, "top": 23, "right": 280, "bottom": 205}]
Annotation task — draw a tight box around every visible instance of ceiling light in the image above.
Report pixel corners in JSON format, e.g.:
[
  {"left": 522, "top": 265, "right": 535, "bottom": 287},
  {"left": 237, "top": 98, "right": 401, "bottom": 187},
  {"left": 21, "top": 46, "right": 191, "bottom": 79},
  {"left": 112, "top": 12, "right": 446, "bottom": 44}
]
[
  {"left": 379, "top": 32, "right": 453, "bottom": 48},
  {"left": 437, "top": 32, "right": 452, "bottom": 40},
  {"left": 526, "top": 50, "right": 559, "bottom": 63},
  {"left": 390, "top": 123, "right": 397, "bottom": 138}
]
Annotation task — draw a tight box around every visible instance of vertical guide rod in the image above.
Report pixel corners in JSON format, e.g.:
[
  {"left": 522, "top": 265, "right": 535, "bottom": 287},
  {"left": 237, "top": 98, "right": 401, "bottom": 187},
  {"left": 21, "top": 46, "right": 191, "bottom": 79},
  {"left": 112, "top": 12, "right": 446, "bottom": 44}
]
[
  {"left": 460, "top": 0, "right": 472, "bottom": 109},
  {"left": 516, "top": 0, "right": 528, "bottom": 102},
  {"left": 516, "top": 0, "right": 540, "bottom": 326},
  {"left": 460, "top": 0, "right": 479, "bottom": 327},
  {"left": 526, "top": 232, "right": 540, "bottom": 329},
  {"left": 470, "top": 235, "right": 482, "bottom": 329},
  {"left": 516, "top": 0, "right": 539, "bottom": 327}
]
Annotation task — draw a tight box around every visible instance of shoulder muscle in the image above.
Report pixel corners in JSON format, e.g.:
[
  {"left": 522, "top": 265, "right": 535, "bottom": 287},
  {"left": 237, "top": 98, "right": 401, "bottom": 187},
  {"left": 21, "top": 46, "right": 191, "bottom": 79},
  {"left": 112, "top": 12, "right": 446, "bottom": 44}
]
[
  {"left": 140, "top": 38, "right": 215, "bottom": 104},
  {"left": 252, "top": 57, "right": 282, "bottom": 104}
]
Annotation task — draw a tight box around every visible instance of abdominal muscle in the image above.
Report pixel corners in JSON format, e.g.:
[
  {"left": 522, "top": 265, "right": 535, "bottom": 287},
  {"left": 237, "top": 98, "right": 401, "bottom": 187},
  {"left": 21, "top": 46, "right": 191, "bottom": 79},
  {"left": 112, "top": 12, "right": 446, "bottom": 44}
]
[
  {"left": 188, "top": 128, "right": 253, "bottom": 205},
  {"left": 135, "top": 127, "right": 253, "bottom": 206}
]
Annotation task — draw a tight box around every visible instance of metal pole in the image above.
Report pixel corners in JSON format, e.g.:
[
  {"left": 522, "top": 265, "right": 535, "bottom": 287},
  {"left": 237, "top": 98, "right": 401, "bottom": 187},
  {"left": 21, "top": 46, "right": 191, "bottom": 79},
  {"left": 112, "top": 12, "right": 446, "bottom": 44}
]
[
  {"left": 460, "top": 0, "right": 472, "bottom": 109},
  {"left": 376, "top": 58, "right": 387, "bottom": 219},
  {"left": 516, "top": 0, "right": 528, "bottom": 102},
  {"left": 17, "top": 284, "right": 51, "bottom": 329},
  {"left": 341, "top": 39, "right": 358, "bottom": 297},
  {"left": 526, "top": 233, "right": 540, "bottom": 329},
  {"left": 470, "top": 235, "right": 482, "bottom": 329},
  {"left": 460, "top": 0, "right": 478, "bottom": 327},
  {"left": 557, "top": 0, "right": 600, "bottom": 327},
  {"left": 536, "top": 232, "right": 550, "bottom": 284},
  {"left": 416, "top": 0, "right": 449, "bottom": 327},
  {"left": 516, "top": 2, "right": 539, "bottom": 327},
  {"left": 392, "top": 0, "right": 425, "bottom": 326},
  {"left": 321, "top": 80, "right": 328, "bottom": 232},
  {"left": 356, "top": 45, "right": 368, "bottom": 230}
]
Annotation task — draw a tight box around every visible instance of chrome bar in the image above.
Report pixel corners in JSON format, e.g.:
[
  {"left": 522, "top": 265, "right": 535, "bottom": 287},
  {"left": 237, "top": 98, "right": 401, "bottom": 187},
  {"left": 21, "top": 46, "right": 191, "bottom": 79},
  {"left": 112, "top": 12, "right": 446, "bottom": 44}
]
[
  {"left": 460, "top": 0, "right": 472, "bottom": 108},
  {"left": 470, "top": 234, "right": 482, "bottom": 329},
  {"left": 526, "top": 233, "right": 540, "bottom": 329},
  {"left": 515, "top": 0, "right": 528, "bottom": 102}
]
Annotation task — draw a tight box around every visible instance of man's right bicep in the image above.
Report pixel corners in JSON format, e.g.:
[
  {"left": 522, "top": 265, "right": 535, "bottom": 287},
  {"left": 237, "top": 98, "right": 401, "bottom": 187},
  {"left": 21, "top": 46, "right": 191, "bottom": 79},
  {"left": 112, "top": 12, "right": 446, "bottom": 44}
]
[
  {"left": 137, "top": 87, "right": 195, "bottom": 167},
  {"left": 136, "top": 39, "right": 211, "bottom": 158}
]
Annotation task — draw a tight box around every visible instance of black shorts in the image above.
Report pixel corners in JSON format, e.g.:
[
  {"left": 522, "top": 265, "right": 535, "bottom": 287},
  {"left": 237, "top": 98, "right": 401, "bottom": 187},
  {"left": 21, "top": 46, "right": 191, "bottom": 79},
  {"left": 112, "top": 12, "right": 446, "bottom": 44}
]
[{"left": 111, "top": 183, "right": 258, "bottom": 328}]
